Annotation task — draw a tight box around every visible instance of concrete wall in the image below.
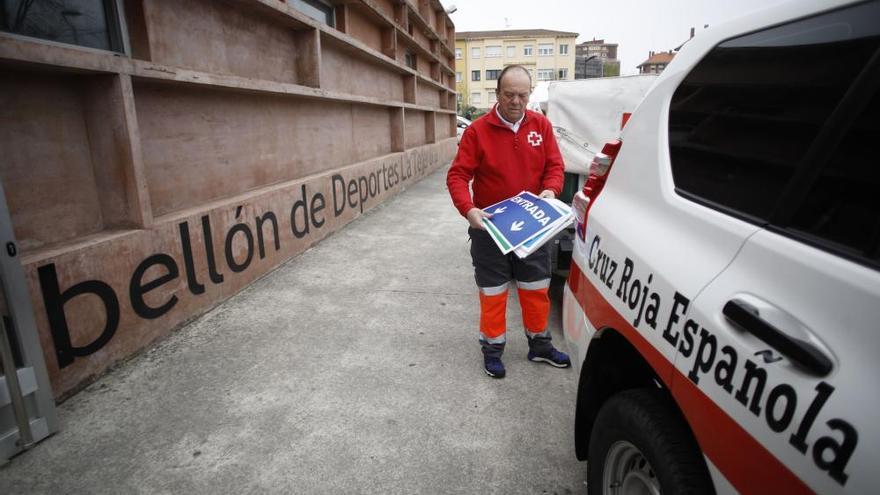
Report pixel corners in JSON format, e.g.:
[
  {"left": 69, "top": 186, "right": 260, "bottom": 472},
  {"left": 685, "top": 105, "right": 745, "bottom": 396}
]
[
  {"left": 0, "top": 0, "right": 457, "bottom": 400},
  {"left": 0, "top": 73, "right": 106, "bottom": 251},
  {"left": 143, "top": 0, "right": 306, "bottom": 84}
]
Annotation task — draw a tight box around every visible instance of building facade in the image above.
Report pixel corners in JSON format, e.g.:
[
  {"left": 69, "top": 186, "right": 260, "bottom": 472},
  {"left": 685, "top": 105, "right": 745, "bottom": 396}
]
[
  {"left": 576, "top": 38, "right": 618, "bottom": 60},
  {"left": 0, "top": 0, "right": 457, "bottom": 400},
  {"left": 638, "top": 50, "right": 676, "bottom": 74},
  {"left": 575, "top": 38, "right": 620, "bottom": 79},
  {"left": 455, "top": 29, "right": 577, "bottom": 112}
]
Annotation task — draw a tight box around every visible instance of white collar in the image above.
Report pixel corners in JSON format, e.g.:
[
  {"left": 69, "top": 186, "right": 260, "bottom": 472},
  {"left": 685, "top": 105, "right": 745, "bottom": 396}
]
[{"left": 495, "top": 106, "right": 525, "bottom": 133}]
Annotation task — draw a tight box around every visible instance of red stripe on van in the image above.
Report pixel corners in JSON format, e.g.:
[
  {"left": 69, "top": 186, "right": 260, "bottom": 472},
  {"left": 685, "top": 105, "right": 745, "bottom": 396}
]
[{"left": 568, "top": 261, "right": 813, "bottom": 494}]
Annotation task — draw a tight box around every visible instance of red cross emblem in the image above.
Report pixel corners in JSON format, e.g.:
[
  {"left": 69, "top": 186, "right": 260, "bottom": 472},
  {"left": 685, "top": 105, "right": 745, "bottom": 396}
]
[{"left": 527, "top": 131, "right": 543, "bottom": 147}]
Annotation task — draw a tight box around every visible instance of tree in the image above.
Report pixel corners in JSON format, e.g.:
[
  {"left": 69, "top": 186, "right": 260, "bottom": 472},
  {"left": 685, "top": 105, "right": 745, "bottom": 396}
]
[
  {"left": 603, "top": 61, "right": 621, "bottom": 77},
  {"left": 461, "top": 106, "right": 486, "bottom": 121}
]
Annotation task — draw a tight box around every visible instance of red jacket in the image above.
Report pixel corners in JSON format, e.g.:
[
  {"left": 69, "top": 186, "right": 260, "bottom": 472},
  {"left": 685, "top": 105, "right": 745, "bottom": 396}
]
[{"left": 447, "top": 106, "right": 564, "bottom": 217}]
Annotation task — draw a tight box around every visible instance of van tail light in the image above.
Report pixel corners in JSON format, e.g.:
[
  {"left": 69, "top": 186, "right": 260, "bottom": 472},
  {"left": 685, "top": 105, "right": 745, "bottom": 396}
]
[{"left": 574, "top": 139, "right": 622, "bottom": 240}]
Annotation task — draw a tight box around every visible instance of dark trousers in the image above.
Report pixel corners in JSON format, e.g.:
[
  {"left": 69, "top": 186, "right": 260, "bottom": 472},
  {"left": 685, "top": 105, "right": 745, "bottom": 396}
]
[{"left": 468, "top": 228, "right": 553, "bottom": 359}]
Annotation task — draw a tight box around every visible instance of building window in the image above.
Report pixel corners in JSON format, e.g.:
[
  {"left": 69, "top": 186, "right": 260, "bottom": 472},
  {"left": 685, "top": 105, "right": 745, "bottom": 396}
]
[
  {"left": 523, "top": 45, "right": 533, "bottom": 56},
  {"left": 485, "top": 45, "right": 502, "bottom": 57},
  {"left": 558, "top": 68, "right": 568, "bottom": 79},
  {"left": 404, "top": 50, "right": 417, "bottom": 69},
  {"left": 559, "top": 44, "right": 569, "bottom": 55},
  {"left": 0, "top": 0, "right": 125, "bottom": 52},
  {"left": 455, "top": 48, "right": 462, "bottom": 59},
  {"left": 471, "top": 47, "right": 481, "bottom": 58},
  {"left": 538, "top": 43, "right": 554, "bottom": 56},
  {"left": 488, "top": 90, "right": 496, "bottom": 104},
  {"left": 506, "top": 45, "right": 515, "bottom": 57},
  {"left": 290, "top": 0, "right": 335, "bottom": 26},
  {"left": 537, "top": 69, "right": 555, "bottom": 80},
  {"left": 471, "top": 70, "right": 480, "bottom": 81},
  {"left": 471, "top": 92, "right": 482, "bottom": 106},
  {"left": 486, "top": 69, "right": 501, "bottom": 80},
  {"left": 456, "top": 72, "right": 462, "bottom": 82}
]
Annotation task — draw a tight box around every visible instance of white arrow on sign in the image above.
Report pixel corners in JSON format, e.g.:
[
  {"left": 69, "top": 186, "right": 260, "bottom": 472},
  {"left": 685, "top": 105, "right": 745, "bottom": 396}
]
[
  {"left": 492, "top": 206, "right": 507, "bottom": 213},
  {"left": 511, "top": 221, "right": 524, "bottom": 231}
]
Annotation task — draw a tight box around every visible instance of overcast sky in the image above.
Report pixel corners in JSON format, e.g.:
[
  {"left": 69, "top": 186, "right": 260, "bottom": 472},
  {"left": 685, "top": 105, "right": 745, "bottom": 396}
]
[{"left": 439, "top": 0, "right": 783, "bottom": 74}]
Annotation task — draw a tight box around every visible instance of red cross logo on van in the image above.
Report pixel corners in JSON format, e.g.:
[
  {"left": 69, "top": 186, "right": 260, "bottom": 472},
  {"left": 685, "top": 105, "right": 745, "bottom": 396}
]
[{"left": 527, "top": 131, "right": 543, "bottom": 147}]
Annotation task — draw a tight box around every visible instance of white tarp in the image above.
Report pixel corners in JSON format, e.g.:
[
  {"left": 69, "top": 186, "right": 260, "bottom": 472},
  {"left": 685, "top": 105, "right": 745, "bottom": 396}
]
[
  {"left": 527, "top": 81, "right": 550, "bottom": 113},
  {"left": 544, "top": 75, "right": 658, "bottom": 174}
]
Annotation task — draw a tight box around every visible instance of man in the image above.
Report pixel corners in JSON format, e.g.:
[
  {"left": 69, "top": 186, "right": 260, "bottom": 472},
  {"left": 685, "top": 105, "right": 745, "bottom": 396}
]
[{"left": 447, "top": 65, "right": 571, "bottom": 378}]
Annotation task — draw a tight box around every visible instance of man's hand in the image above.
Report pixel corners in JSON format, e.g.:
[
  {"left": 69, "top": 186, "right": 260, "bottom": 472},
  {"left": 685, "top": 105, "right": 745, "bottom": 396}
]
[
  {"left": 466, "top": 207, "right": 492, "bottom": 230},
  {"left": 539, "top": 189, "right": 556, "bottom": 200}
]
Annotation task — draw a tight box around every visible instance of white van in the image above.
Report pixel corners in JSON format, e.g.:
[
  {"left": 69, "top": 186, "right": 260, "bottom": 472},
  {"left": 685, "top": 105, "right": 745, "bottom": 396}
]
[{"left": 561, "top": 0, "right": 879, "bottom": 493}]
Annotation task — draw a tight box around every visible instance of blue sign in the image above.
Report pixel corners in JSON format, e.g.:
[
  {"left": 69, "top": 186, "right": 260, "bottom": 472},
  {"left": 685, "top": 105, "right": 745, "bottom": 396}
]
[{"left": 482, "top": 191, "right": 565, "bottom": 253}]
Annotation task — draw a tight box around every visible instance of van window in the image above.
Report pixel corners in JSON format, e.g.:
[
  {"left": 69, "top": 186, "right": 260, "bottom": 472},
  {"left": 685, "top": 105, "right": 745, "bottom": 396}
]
[
  {"left": 668, "top": 0, "right": 880, "bottom": 225},
  {"left": 786, "top": 86, "right": 879, "bottom": 264},
  {"left": 669, "top": 1, "right": 880, "bottom": 265}
]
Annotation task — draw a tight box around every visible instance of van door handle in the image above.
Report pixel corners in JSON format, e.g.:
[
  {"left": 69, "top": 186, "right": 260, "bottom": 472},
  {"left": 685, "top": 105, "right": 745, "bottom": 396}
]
[{"left": 723, "top": 299, "right": 832, "bottom": 376}]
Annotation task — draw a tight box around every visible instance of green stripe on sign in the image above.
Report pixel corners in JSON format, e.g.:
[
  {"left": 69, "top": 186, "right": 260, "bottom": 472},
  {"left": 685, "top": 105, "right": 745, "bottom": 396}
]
[{"left": 482, "top": 219, "right": 512, "bottom": 251}]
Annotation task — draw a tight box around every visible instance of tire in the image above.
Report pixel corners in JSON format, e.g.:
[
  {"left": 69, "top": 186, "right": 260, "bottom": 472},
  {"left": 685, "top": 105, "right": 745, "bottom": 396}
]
[{"left": 587, "top": 389, "right": 714, "bottom": 495}]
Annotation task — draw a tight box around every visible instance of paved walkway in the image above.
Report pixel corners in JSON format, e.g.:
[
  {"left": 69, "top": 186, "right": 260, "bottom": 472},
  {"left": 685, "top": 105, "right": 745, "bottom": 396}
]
[{"left": 0, "top": 168, "right": 584, "bottom": 494}]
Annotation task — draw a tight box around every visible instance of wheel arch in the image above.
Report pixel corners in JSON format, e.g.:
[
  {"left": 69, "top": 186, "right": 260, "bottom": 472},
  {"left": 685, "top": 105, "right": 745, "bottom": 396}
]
[{"left": 574, "top": 327, "right": 695, "bottom": 461}]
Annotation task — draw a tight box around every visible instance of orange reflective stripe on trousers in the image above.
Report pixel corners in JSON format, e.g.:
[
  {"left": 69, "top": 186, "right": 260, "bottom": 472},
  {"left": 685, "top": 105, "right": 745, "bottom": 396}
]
[
  {"left": 479, "top": 291, "right": 508, "bottom": 339},
  {"left": 518, "top": 287, "right": 549, "bottom": 334}
]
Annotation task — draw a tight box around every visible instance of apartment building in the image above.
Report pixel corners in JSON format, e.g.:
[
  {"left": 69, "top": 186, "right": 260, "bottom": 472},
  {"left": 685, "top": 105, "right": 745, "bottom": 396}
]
[
  {"left": 455, "top": 29, "right": 577, "bottom": 111},
  {"left": 575, "top": 38, "right": 621, "bottom": 79},
  {"left": 639, "top": 50, "right": 676, "bottom": 74},
  {"left": 576, "top": 38, "right": 618, "bottom": 60}
]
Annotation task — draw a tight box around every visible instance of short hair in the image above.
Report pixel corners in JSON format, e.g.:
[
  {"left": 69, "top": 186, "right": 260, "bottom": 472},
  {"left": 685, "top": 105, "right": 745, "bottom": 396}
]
[{"left": 496, "top": 65, "right": 532, "bottom": 93}]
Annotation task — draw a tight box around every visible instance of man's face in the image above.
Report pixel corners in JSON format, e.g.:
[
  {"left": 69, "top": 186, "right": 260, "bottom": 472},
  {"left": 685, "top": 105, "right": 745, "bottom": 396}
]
[{"left": 496, "top": 70, "right": 531, "bottom": 123}]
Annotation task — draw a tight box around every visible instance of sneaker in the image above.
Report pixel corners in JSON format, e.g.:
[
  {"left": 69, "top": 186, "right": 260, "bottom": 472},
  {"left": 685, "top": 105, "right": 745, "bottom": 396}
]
[
  {"left": 527, "top": 347, "right": 571, "bottom": 368},
  {"left": 484, "top": 356, "right": 506, "bottom": 378}
]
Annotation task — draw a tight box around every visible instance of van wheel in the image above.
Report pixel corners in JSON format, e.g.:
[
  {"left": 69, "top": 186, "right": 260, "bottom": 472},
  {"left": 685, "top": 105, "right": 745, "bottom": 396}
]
[{"left": 587, "top": 389, "right": 713, "bottom": 495}]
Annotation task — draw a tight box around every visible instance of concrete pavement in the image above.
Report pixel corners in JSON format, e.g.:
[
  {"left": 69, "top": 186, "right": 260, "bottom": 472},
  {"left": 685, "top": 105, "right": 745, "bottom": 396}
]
[{"left": 0, "top": 167, "right": 586, "bottom": 494}]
